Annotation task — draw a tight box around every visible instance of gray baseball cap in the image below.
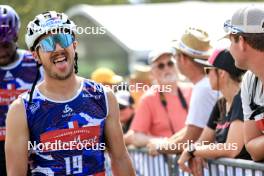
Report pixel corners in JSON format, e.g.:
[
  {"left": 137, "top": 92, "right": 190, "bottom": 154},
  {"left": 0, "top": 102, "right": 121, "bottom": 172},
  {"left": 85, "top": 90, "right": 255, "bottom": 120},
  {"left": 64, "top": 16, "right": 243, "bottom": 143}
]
[{"left": 224, "top": 6, "right": 264, "bottom": 34}]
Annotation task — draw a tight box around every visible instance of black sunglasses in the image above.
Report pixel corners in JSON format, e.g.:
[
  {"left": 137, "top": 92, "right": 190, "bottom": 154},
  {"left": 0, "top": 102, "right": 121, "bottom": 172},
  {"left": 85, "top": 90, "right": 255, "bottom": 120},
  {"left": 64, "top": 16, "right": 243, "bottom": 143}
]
[
  {"left": 204, "top": 67, "right": 218, "bottom": 75},
  {"left": 157, "top": 60, "right": 175, "bottom": 70}
]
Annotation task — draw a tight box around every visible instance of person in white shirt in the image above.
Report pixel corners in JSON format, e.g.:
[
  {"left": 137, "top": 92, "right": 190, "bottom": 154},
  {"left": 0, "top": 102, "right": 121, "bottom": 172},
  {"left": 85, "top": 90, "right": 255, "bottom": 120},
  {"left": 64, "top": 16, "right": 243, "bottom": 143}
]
[{"left": 224, "top": 6, "right": 264, "bottom": 161}]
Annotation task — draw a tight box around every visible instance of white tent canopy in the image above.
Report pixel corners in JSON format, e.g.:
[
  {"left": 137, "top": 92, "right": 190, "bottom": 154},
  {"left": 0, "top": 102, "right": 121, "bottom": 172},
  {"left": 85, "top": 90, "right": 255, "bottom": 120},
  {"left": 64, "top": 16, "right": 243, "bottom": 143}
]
[{"left": 67, "top": 2, "right": 264, "bottom": 53}]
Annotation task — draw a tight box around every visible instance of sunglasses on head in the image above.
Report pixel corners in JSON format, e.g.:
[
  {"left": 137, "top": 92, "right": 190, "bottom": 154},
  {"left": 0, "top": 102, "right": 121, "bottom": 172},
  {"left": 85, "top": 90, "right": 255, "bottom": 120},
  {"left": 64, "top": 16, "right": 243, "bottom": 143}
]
[
  {"left": 35, "top": 33, "right": 74, "bottom": 52},
  {"left": 157, "top": 60, "right": 175, "bottom": 70},
  {"left": 204, "top": 67, "right": 218, "bottom": 75}
]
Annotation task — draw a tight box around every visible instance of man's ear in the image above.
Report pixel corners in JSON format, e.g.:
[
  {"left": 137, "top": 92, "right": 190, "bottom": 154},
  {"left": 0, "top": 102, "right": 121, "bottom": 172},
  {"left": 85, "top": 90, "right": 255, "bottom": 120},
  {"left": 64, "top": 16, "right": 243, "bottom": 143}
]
[
  {"left": 239, "top": 36, "right": 247, "bottom": 51},
  {"left": 182, "top": 54, "right": 191, "bottom": 65},
  {"left": 31, "top": 51, "right": 42, "bottom": 64},
  {"left": 218, "top": 69, "right": 226, "bottom": 79},
  {"left": 73, "top": 41, "right": 78, "bottom": 50}
]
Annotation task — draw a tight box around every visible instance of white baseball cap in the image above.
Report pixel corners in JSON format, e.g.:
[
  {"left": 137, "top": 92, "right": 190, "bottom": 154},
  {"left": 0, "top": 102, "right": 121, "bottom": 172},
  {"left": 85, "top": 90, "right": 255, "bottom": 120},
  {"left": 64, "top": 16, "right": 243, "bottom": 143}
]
[
  {"left": 148, "top": 47, "right": 176, "bottom": 64},
  {"left": 115, "top": 90, "right": 133, "bottom": 106}
]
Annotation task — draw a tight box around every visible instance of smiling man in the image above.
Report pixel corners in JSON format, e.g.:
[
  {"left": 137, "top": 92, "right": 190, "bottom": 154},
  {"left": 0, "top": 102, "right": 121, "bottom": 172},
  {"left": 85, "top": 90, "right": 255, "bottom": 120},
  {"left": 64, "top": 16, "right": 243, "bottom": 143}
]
[{"left": 5, "top": 11, "right": 135, "bottom": 176}]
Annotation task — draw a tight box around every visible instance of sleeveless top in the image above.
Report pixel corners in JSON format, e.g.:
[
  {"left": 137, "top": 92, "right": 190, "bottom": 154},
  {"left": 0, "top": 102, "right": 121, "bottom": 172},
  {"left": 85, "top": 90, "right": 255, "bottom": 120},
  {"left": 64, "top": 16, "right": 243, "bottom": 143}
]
[
  {"left": 21, "top": 79, "right": 108, "bottom": 176},
  {"left": 0, "top": 49, "right": 39, "bottom": 141}
]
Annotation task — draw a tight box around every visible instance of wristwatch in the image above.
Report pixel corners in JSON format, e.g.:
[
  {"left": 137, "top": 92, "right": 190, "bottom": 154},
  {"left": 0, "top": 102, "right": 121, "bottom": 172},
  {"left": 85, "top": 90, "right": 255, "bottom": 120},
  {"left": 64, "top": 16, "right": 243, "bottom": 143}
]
[{"left": 187, "top": 143, "right": 196, "bottom": 158}]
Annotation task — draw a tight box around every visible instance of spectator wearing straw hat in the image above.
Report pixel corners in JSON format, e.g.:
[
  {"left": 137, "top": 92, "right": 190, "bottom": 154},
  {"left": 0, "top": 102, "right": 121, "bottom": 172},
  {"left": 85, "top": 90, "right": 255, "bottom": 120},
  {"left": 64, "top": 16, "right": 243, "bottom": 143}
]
[
  {"left": 223, "top": 6, "right": 264, "bottom": 161},
  {"left": 178, "top": 49, "right": 250, "bottom": 175},
  {"left": 148, "top": 27, "right": 218, "bottom": 155},
  {"left": 125, "top": 47, "right": 192, "bottom": 147}
]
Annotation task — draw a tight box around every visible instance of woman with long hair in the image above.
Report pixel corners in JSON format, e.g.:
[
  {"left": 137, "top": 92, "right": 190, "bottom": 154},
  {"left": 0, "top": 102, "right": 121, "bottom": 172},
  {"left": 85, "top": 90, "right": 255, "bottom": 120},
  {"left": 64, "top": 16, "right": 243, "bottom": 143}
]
[{"left": 177, "top": 49, "right": 251, "bottom": 176}]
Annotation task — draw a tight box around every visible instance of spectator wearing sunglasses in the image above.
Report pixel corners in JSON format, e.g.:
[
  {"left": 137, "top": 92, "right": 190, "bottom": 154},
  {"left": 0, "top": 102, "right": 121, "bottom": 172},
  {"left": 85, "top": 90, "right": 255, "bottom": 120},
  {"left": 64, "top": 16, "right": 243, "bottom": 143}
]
[
  {"left": 178, "top": 49, "right": 249, "bottom": 175},
  {"left": 148, "top": 27, "right": 218, "bottom": 155},
  {"left": 0, "top": 5, "right": 43, "bottom": 175},
  {"left": 224, "top": 6, "right": 264, "bottom": 162},
  {"left": 125, "top": 47, "right": 192, "bottom": 147},
  {"left": 5, "top": 11, "right": 135, "bottom": 175},
  {"left": 115, "top": 90, "right": 135, "bottom": 133}
]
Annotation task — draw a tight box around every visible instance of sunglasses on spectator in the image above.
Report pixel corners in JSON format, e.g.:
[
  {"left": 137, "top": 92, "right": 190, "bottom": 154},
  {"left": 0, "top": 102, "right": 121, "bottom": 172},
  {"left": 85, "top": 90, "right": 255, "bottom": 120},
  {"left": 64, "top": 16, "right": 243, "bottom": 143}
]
[
  {"left": 35, "top": 33, "right": 74, "bottom": 52},
  {"left": 156, "top": 60, "right": 175, "bottom": 70},
  {"left": 204, "top": 67, "right": 218, "bottom": 75}
]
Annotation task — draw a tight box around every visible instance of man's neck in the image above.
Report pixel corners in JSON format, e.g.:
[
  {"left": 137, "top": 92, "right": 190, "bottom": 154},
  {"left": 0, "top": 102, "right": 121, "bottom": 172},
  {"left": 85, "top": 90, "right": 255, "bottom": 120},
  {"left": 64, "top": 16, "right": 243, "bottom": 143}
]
[
  {"left": 249, "top": 51, "right": 264, "bottom": 84},
  {"left": 40, "top": 74, "right": 82, "bottom": 101},
  {"left": 252, "top": 64, "right": 264, "bottom": 84}
]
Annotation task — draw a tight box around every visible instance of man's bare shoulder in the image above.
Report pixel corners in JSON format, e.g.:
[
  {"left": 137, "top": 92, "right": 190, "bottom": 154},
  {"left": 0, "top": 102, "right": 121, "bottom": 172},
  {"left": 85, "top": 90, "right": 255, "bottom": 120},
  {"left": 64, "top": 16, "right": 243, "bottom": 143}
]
[{"left": 9, "top": 98, "right": 25, "bottom": 112}]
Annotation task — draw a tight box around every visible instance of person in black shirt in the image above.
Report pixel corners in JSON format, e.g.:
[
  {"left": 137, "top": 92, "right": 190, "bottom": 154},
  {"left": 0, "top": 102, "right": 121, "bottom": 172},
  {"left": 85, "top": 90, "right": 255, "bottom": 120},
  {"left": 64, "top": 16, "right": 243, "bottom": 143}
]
[{"left": 178, "top": 49, "right": 250, "bottom": 175}]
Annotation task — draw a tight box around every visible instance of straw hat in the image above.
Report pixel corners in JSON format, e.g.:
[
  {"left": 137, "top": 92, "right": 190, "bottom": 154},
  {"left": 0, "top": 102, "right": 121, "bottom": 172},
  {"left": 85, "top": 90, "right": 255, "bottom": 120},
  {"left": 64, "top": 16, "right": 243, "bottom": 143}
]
[{"left": 172, "top": 27, "right": 213, "bottom": 60}]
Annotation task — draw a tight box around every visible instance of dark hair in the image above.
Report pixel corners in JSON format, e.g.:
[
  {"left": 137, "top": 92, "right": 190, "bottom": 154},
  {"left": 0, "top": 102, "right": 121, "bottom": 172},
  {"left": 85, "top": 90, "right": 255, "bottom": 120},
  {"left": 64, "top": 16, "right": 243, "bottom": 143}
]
[
  {"left": 229, "top": 73, "right": 243, "bottom": 83},
  {"left": 214, "top": 70, "right": 227, "bottom": 122},
  {"left": 218, "top": 98, "right": 227, "bottom": 122},
  {"left": 231, "top": 33, "right": 264, "bottom": 52},
  {"left": 74, "top": 52, "right": 78, "bottom": 74}
]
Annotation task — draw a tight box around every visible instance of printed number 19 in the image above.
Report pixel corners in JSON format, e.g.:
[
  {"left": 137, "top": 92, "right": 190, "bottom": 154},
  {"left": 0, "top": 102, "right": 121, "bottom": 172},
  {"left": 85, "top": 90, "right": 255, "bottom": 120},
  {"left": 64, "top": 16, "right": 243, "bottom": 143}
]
[{"left": 64, "top": 155, "right": 83, "bottom": 175}]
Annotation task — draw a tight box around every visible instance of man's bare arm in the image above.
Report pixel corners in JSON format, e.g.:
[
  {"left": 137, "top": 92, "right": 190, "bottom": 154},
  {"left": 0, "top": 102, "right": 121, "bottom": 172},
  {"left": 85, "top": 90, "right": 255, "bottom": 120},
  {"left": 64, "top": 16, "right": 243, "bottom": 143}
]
[
  {"left": 104, "top": 89, "right": 135, "bottom": 176},
  {"left": 5, "top": 98, "right": 29, "bottom": 176},
  {"left": 244, "top": 120, "right": 264, "bottom": 161},
  {"left": 124, "top": 130, "right": 161, "bottom": 147}
]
